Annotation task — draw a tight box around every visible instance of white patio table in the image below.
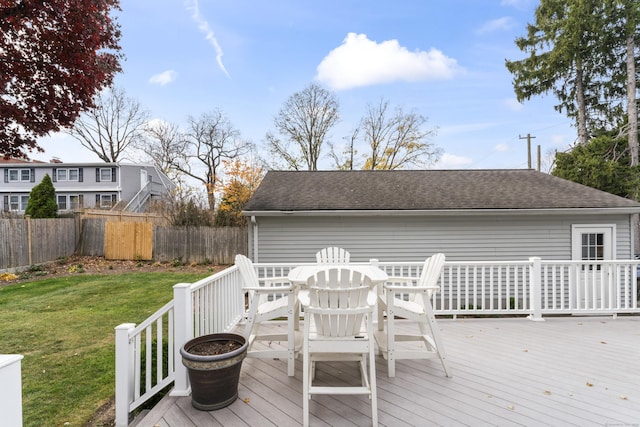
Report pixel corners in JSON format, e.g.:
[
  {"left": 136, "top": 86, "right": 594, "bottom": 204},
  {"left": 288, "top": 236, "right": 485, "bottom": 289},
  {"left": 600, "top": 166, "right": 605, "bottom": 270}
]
[{"left": 287, "top": 264, "right": 389, "bottom": 287}]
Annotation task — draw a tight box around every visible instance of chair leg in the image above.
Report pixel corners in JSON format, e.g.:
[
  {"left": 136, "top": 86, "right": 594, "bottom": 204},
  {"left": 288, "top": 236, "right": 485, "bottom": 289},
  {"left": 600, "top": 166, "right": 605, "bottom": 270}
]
[
  {"left": 303, "top": 315, "right": 310, "bottom": 427},
  {"left": 422, "top": 295, "right": 452, "bottom": 378},
  {"left": 287, "top": 295, "right": 296, "bottom": 376},
  {"left": 368, "top": 318, "right": 378, "bottom": 426},
  {"left": 386, "top": 298, "right": 396, "bottom": 377}
]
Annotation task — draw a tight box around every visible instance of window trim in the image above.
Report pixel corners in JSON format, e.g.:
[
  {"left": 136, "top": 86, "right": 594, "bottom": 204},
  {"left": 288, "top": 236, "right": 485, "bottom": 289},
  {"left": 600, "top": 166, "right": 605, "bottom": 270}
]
[{"left": 571, "top": 224, "right": 616, "bottom": 261}]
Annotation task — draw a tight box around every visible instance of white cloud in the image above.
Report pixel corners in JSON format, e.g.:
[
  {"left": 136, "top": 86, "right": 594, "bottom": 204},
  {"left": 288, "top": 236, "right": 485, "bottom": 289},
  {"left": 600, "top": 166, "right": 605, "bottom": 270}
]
[
  {"left": 149, "top": 70, "right": 178, "bottom": 86},
  {"left": 184, "top": 0, "right": 230, "bottom": 78},
  {"left": 504, "top": 98, "right": 524, "bottom": 111},
  {"left": 435, "top": 153, "right": 473, "bottom": 168},
  {"left": 494, "top": 143, "right": 510, "bottom": 152},
  {"left": 316, "top": 33, "right": 462, "bottom": 90},
  {"left": 477, "top": 17, "right": 516, "bottom": 34}
]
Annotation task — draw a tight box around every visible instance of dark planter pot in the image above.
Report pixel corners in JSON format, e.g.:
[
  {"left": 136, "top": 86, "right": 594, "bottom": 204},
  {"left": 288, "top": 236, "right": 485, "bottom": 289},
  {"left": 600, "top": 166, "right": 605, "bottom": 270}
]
[{"left": 180, "top": 333, "right": 248, "bottom": 411}]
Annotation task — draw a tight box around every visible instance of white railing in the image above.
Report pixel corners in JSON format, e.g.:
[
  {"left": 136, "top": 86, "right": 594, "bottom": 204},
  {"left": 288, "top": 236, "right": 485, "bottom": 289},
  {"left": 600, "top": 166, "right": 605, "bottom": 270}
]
[
  {"left": 374, "top": 258, "right": 639, "bottom": 319},
  {"left": 115, "top": 266, "right": 244, "bottom": 427},
  {"left": 115, "top": 258, "right": 640, "bottom": 426},
  {"left": 537, "top": 260, "right": 639, "bottom": 314}
]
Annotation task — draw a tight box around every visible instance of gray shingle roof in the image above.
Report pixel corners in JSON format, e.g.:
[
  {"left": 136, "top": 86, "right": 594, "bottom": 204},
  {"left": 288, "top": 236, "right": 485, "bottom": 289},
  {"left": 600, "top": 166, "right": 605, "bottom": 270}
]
[{"left": 243, "top": 169, "right": 640, "bottom": 212}]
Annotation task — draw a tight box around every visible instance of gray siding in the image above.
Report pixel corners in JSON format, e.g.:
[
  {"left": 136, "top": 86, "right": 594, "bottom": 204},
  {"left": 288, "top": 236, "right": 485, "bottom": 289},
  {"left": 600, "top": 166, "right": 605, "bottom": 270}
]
[
  {"left": 249, "top": 214, "right": 633, "bottom": 263},
  {"left": 1, "top": 163, "right": 172, "bottom": 213}
]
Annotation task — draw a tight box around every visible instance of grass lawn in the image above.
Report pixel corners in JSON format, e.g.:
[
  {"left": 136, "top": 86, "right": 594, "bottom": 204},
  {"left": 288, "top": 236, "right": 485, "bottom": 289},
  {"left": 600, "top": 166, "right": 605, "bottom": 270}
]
[{"left": 0, "top": 271, "right": 213, "bottom": 427}]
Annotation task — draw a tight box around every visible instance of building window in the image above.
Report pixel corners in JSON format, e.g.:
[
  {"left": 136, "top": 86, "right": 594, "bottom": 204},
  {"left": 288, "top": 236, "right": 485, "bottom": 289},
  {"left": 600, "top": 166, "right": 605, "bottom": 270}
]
[
  {"left": 57, "top": 194, "right": 83, "bottom": 211},
  {"left": 9, "top": 195, "right": 29, "bottom": 211},
  {"left": 100, "top": 168, "right": 112, "bottom": 182},
  {"left": 70, "top": 195, "right": 81, "bottom": 210},
  {"left": 56, "top": 168, "right": 80, "bottom": 181},
  {"left": 57, "top": 195, "right": 67, "bottom": 210},
  {"left": 98, "top": 194, "right": 116, "bottom": 209},
  {"left": 7, "top": 169, "right": 32, "bottom": 182}
]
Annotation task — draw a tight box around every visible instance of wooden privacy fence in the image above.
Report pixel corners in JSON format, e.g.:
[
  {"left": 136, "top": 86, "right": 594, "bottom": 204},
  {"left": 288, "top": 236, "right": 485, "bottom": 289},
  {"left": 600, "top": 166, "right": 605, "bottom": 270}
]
[
  {"left": 105, "top": 222, "right": 153, "bottom": 260},
  {"left": 153, "top": 225, "right": 247, "bottom": 265},
  {"left": 0, "top": 217, "right": 79, "bottom": 270},
  {"left": 1, "top": 217, "right": 247, "bottom": 271}
]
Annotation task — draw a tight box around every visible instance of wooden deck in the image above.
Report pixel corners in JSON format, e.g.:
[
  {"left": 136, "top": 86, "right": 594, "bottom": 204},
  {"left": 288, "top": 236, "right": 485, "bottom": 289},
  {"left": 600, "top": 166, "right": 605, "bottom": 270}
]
[{"left": 134, "top": 316, "right": 640, "bottom": 426}]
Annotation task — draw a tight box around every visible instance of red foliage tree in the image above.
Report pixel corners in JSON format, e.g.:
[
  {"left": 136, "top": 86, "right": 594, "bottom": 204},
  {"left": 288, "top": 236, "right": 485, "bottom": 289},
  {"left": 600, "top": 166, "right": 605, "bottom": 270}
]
[{"left": 0, "top": 0, "right": 123, "bottom": 159}]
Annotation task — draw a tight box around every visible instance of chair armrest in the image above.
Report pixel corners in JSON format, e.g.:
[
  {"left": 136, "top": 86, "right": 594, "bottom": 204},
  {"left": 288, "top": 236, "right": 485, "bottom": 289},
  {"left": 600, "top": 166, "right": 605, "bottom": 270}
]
[
  {"left": 263, "top": 276, "right": 292, "bottom": 285},
  {"left": 385, "top": 276, "right": 416, "bottom": 284},
  {"left": 244, "top": 284, "right": 293, "bottom": 292},
  {"left": 298, "top": 290, "right": 310, "bottom": 307},
  {"left": 385, "top": 284, "right": 440, "bottom": 293}
]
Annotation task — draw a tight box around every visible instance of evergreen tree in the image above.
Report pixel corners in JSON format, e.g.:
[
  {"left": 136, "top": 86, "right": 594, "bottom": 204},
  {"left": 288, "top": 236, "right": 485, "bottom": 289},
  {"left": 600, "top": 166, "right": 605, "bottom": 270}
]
[
  {"left": 552, "top": 135, "right": 640, "bottom": 198},
  {"left": 24, "top": 174, "right": 58, "bottom": 218},
  {"left": 505, "top": 0, "right": 605, "bottom": 145}
]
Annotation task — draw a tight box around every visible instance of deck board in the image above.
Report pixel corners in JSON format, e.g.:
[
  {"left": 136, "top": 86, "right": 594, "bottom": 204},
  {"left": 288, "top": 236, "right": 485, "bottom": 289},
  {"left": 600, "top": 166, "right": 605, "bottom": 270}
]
[{"left": 134, "top": 316, "right": 640, "bottom": 427}]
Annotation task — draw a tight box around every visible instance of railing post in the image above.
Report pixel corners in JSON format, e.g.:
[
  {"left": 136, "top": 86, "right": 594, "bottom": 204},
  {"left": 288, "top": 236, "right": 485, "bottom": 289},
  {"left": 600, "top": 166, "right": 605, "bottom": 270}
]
[
  {"left": 369, "top": 259, "right": 381, "bottom": 327},
  {"left": 171, "top": 283, "right": 193, "bottom": 396},
  {"left": 115, "top": 323, "right": 135, "bottom": 427},
  {"left": 528, "top": 257, "right": 544, "bottom": 321}
]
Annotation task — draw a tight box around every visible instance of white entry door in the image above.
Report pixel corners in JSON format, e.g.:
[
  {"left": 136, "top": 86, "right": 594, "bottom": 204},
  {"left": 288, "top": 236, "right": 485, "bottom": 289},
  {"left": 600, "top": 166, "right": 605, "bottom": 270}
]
[
  {"left": 571, "top": 225, "right": 615, "bottom": 309},
  {"left": 140, "top": 169, "right": 148, "bottom": 189}
]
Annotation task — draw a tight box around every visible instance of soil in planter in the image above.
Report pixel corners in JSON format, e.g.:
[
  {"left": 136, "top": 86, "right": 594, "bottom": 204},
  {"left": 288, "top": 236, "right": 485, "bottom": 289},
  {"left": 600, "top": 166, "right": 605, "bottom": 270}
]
[{"left": 189, "top": 340, "right": 243, "bottom": 355}]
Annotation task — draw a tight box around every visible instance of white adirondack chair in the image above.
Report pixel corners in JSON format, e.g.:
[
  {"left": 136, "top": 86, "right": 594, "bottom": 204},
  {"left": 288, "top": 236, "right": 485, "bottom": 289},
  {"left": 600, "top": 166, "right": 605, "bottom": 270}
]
[
  {"left": 315, "top": 247, "right": 351, "bottom": 264},
  {"left": 235, "top": 254, "right": 299, "bottom": 376},
  {"left": 300, "top": 267, "right": 378, "bottom": 427},
  {"left": 375, "top": 253, "right": 452, "bottom": 378}
]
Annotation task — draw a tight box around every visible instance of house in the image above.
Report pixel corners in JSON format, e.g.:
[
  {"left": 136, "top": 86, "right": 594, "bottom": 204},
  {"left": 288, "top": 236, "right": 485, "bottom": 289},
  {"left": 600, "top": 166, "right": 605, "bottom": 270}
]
[
  {"left": 0, "top": 158, "right": 174, "bottom": 214},
  {"left": 242, "top": 169, "right": 640, "bottom": 263}
]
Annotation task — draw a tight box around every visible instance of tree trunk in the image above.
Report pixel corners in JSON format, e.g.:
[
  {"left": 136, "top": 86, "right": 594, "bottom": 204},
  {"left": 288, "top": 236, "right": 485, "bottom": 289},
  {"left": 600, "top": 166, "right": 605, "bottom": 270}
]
[
  {"left": 625, "top": 32, "right": 639, "bottom": 255},
  {"left": 627, "top": 35, "right": 638, "bottom": 168},
  {"left": 575, "top": 59, "right": 589, "bottom": 145}
]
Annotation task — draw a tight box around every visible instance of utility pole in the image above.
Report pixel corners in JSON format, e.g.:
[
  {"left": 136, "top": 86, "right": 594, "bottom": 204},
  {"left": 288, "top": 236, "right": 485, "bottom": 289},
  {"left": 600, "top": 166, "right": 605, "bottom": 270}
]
[{"left": 519, "top": 134, "right": 536, "bottom": 169}]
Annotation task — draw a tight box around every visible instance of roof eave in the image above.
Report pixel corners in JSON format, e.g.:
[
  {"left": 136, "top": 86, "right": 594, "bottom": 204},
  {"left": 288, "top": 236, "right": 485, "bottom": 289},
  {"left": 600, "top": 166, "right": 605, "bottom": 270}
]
[{"left": 243, "top": 207, "right": 640, "bottom": 217}]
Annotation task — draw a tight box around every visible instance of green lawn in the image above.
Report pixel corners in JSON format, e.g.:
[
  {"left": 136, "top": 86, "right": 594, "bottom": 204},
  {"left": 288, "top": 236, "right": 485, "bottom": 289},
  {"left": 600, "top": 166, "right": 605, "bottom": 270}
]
[{"left": 0, "top": 271, "right": 212, "bottom": 427}]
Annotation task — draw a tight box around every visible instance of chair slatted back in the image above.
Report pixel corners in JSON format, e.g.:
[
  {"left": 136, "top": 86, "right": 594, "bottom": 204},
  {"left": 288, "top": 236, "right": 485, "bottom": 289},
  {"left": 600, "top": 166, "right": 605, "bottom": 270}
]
[
  {"left": 306, "top": 268, "right": 372, "bottom": 337},
  {"left": 411, "top": 253, "right": 446, "bottom": 303},
  {"left": 315, "top": 247, "right": 351, "bottom": 264},
  {"left": 236, "top": 254, "right": 282, "bottom": 306},
  {"left": 235, "top": 254, "right": 259, "bottom": 287}
]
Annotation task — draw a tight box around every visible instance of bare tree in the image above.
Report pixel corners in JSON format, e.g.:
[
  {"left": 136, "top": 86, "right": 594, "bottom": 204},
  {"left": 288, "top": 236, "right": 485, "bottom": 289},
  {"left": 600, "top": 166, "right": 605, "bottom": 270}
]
[
  {"left": 169, "top": 110, "right": 251, "bottom": 210},
  {"left": 66, "top": 86, "right": 148, "bottom": 162},
  {"left": 359, "top": 99, "right": 440, "bottom": 170},
  {"left": 139, "top": 120, "right": 184, "bottom": 176},
  {"left": 266, "top": 83, "right": 340, "bottom": 170}
]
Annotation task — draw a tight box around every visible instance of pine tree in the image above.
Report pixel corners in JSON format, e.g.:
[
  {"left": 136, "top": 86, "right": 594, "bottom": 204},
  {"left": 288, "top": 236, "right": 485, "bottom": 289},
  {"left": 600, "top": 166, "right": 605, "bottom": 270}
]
[{"left": 25, "top": 174, "right": 58, "bottom": 218}]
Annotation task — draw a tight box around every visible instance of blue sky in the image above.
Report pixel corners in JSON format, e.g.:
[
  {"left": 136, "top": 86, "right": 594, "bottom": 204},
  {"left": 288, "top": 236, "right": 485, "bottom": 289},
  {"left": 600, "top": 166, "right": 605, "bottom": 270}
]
[{"left": 39, "top": 0, "right": 575, "bottom": 171}]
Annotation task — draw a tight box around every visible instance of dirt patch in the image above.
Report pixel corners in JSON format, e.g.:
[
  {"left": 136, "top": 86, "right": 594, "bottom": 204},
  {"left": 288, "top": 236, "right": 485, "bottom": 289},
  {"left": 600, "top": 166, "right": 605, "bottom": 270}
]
[
  {"left": 83, "top": 397, "right": 115, "bottom": 427},
  {"left": 0, "top": 255, "right": 227, "bottom": 287}
]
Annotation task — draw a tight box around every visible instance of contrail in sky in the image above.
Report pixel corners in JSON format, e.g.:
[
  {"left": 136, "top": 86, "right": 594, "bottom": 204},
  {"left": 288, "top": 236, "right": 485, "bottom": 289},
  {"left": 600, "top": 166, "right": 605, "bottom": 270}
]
[{"left": 185, "top": 0, "right": 231, "bottom": 79}]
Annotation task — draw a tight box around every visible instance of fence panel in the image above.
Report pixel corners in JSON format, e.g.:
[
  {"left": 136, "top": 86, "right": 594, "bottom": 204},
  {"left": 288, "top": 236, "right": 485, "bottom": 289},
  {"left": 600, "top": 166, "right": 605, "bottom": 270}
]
[
  {"left": 105, "top": 222, "right": 153, "bottom": 260},
  {"left": 153, "top": 226, "right": 247, "bottom": 265},
  {"left": 0, "top": 219, "right": 29, "bottom": 270},
  {"left": 29, "top": 218, "right": 79, "bottom": 264},
  {"left": 77, "top": 218, "right": 106, "bottom": 256},
  {"left": 0, "top": 218, "right": 78, "bottom": 270}
]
